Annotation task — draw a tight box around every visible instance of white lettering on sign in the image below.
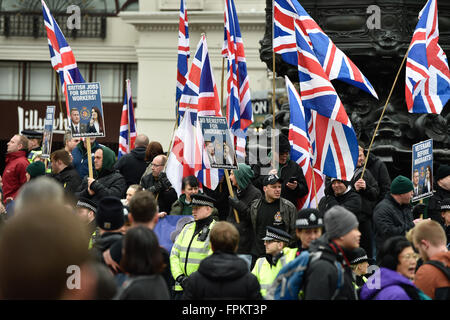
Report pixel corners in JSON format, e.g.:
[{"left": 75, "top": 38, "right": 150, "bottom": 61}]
[{"left": 18, "top": 106, "right": 68, "bottom": 134}]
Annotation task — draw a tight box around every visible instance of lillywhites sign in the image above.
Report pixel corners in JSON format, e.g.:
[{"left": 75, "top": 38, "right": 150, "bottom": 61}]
[{"left": 18, "top": 106, "right": 69, "bottom": 135}]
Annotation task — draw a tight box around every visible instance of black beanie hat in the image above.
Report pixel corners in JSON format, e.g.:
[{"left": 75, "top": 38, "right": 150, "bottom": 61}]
[{"left": 95, "top": 196, "right": 125, "bottom": 231}]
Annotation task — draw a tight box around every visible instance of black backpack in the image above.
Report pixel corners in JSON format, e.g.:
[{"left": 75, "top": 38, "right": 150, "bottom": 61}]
[{"left": 424, "top": 260, "right": 450, "bottom": 300}]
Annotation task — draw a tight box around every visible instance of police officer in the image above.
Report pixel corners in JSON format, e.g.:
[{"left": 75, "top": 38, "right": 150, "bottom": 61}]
[
  {"left": 293, "top": 208, "right": 324, "bottom": 256},
  {"left": 170, "top": 193, "right": 217, "bottom": 299},
  {"left": 21, "top": 130, "right": 43, "bottom": 163},
  {"left": 251, "top": 226, "right": 297, "bottom": 297}
]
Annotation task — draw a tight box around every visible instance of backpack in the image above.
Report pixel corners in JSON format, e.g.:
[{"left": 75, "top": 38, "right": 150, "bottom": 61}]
[
  {"left": 424, "top": 260, "right": 450, "bottom": 300},
  {"left": 265, "top": 250, "right": 344, "bottom": 300}
]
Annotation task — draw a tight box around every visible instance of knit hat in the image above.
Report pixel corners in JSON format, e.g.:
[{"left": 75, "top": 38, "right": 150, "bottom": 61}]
[
  {"left": 436, "top": 164, "right": 450, "bottom": 181},
  {"left": 324, "top": 206, "right": 359, "bottom": 240},
  {"left": 232, "top": 163, "right": 254, "bottom": 190},
  {"left": 390, "top": 175, "right": 414, "bottom": 195},
  {"left": 296, "top": 208, "right": 324, "bottom": 229},
  {"left": 26, "top": 161, "right": 46, "bottom": 179},
  {"left": 95, "top": 196, "right": 125, "bottom": 231},
  {"left": 348, "top": 247, "right": 369, "bottom": 265}
]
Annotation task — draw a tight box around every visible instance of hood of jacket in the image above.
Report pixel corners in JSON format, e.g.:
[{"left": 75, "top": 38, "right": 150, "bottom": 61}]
[
  {"left": 6, "top": 150, "right": 27, "bottom": 163},
  {"left": 198, "top": 252, "right": 249, "bottom": 281},
  {"left": 232, "top": 163, "right": 254, "bottom": 190},
  {"left": 359, "top": 267, "right": 415, "bottom": 300},
  {"left": 96, "top": 146, "right": 116, "bottom": 178},
  {"left": 131, "top": 146, "right": 147, "bottom": 161}
]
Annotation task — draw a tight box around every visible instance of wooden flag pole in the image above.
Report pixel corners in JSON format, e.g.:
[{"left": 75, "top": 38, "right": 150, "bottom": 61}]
[
  {"left": 86, "top": 138, "right": 93, "bottom": 179},
  {"left": 220, "top": 55, "right": 240, "bottom": 224},
  {"left": 361, "top": 48, "right": 410, "bottom": 180}
]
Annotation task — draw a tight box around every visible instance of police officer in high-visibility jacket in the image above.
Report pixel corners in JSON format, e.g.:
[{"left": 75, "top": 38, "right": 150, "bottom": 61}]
[
  {"left": 21, "top": 130, "right": 43, "bottom": 163},
  {"left": 252, "top": 226, "right": 297, "bottom": 297},
  {"left": 170, "top": 193, "right": 217, "bottom": 299},
  {"left": 349, "top": 247, "right": 370, "bottom": 290}
]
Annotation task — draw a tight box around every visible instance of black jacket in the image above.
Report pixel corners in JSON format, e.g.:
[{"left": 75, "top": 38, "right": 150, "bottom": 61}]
[
  {"left": 226, "top": 184, "right": 262, "bottom": 255},
  {"left": 116, "top": 275, "right": 170, "bottom": 300},
  {"left": 427, "top": 184, "right": 450, "bottom": 222},
  {"left": 91, "top": 232, "right": 123, "bottom": 263},
  {"left": 252, "top": 159, "right": 309, "bottom": 207},
  {"left": 76, "top": 169, "right": 127, "bottom": 205},
  {"left": 373, "top": 194, "right": 415, "bottom": 252},
  {"left": 51, "top": 164, "right": 82, "bottom": 195},
  {"left": 113, "top": 147, "right": 148, "bottom": 188},
  {"left": 350, "top": 167, "right": 379, "bottom": 222},
  {"left": 182, "top": 251, "right": 263, "bottom": 300},
  {"left": 303, "top": 235, "right": 358, "bottom": 300},
  {"left": 140, "top": 173, "right": 178, "bottom": 214},
  {"left": 365, "top": 153, "right": 391, "bottom": 204},
  {"left": 318, "top": 186, "right": 362, "bottom": 217}
]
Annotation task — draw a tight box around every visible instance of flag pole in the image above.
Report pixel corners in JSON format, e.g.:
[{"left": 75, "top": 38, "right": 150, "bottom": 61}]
[
  {"left": 271, "top": 0, "right": 277, "bottom": 170},
  {"left": 361, "top": 47, "right": 410, "bottom": 180},
  {"left": 221, "top": 43, "right": 240, "bottom": 224},
  {"left": 126, "top": 79, "right": 131, "bottom": 154}
]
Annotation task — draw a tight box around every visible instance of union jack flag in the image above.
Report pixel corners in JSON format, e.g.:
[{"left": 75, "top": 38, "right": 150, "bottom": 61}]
[
  {"left": 222, "top": 0, "right": 253, "bottom": 159},
  {"left": 293, "top": 7, "right": 359, "bottom": 180},
  {"left": 176, "top": 0, "right": 190, "bottom": 120},
  {"left": 273, "top": 0, "right": 378, "bottom": 99},
  {"left": 406, "top": 0, "right": 450, "bottom": 114},
  {"left": 172, "top": 35, "right": 223, "bottom": 191},
  {"left": 286, "top": 76, "right": 324, "bottom": 209},
  {"left": 118, "top": 79, "right": 137, "bottom": 159},
  {"left": 42, "top": 0, "right": 85, "bottom": 116}
]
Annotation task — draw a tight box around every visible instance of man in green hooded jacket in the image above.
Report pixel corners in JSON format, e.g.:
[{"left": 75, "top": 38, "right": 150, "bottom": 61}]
[{"left": 76, "top": 146, "right": 127, "bottom": 205}]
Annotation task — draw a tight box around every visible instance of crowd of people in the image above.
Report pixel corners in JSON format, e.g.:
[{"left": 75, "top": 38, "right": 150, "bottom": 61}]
[{"left": 0, "top": 130, "right": 448, "bottom": 300}]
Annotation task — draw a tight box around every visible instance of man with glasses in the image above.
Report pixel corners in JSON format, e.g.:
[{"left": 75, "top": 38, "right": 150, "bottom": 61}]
[{"left": 140, "top": 155, "right": 177, "bottom": 214}]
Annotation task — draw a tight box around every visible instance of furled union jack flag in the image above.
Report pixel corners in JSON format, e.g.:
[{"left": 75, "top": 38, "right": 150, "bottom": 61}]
[
  {"left": 178, "top": 34, "right": 222, "bottom": 120},
  {"left": 176, "top": 0, "right": 190, "bottom": 119},
  {"left": 406, "top": 0, "right": 450, "bottom": 114},
  {"left": 286, "top": 76, "right": 324, "bottom": 209},
  {"left": 293, "top": 11, "right": 359, "bottom": 180},
  {"left": 42, "top": 0, "right": 84, "bottom": 115},
  {"left": 118, "top": 80, "right": 137, "bottom": 159},
  {"left": 273, "top": 0, "right": 378, "bottom": 99},
  {"left": 222, "top": 0, "right": 253, "bottom": 159}
]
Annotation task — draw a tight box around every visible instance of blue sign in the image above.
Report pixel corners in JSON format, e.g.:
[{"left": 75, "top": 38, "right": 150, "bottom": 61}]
[
  {"left": 66, "top": 82, "right": 105, "bottom": 138},
  {"left": 154, "top": 215, "right": 194, "bottom": 253},
  {"left": 412, "top": 139, "right": 433, "bottom": 201}
]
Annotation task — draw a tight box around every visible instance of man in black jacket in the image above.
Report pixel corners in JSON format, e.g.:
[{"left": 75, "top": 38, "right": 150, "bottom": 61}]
[
  {"left": 319, "top": 178, "right": 362, "bottom": 217},
  {"left": 227, "top": 163, "right": 262, "bottom": 266},
  {"left": 182, "top": 221, "right": 262, "bottom": 300},
  {"left": 373, "top": 175, "right": 415, "bottom": 254},
  {"left": 50, "top": 148, "right": 82, "bottom": 197},
  {"left": 76, "top": 146, "right": 127, "bottom": 205},
  {"left": 113, "top": 134, "right": 149, "bottom": 188},
  {"left": 140, "top": 155, "right": 177, "bottom": 215},
  {"left": 427, "top": 164, "right": 450, "bottom": 222},
  {"left": 304, "top": 206, "right": 361, "bottom": 300},
  {"left": 252, "top": 133, "right": 308, "bottom": 208},
  {"left": 365, "top": 152, "right": 391, "bottom": 204},
  {"left": 350, "top": 145, "right": 379, "bottom": 260}
]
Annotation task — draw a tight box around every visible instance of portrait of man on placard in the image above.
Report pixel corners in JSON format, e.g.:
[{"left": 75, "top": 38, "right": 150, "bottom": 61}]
[{"left": 69, "top": 107, "right": 86, "bottom": 135}]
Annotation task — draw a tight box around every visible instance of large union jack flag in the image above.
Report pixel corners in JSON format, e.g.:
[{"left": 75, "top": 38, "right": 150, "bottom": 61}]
[
  {"left": 176, "top": 0, "right": 190, "bottom": 119},
  {"left": 118, "top": 79, "right": 137, "bottom": 159},
  {"left": 42, "top": 0, "right": 84, "bottom": 116},
  {"left": 170, "top": 35, "right": 223, "bottom": 191},
  {"left": 222, "top": 0, "right": 253, "bottom": 159},
  {"left": 292, "top": 3, "right": 359, "bottom": 180},
  {"left": 286, "top": 76, "right": 324, "bottom": 209},
  {"left": 406, "top": 0, "right": 450, "bottom": 114},
  {"left": 273, "top": 0, "right": 378, "bottom": 99}
]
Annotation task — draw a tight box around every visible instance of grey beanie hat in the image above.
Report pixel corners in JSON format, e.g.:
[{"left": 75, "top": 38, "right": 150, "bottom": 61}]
[{"left": 324, "top": 206, "right": 359, "bottom": 240}]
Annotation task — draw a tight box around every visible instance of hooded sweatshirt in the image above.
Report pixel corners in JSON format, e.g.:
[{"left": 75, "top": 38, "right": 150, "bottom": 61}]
[{"left": 182, "top": 251, "right": 262, "bottom": 300}]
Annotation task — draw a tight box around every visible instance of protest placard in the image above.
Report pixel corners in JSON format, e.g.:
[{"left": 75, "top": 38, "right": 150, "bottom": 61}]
[
  {"left": 66, "top": 82, "right": 106, "bottom": 138},
  {"left": 198, "top": 116, "right": 238, "bottom": 170},
  {"left": 412, "top": 139, "right": 434, "bottom": 201},
  {"left": 41, "top": 105, "right": 55, "bottom": 159}
]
